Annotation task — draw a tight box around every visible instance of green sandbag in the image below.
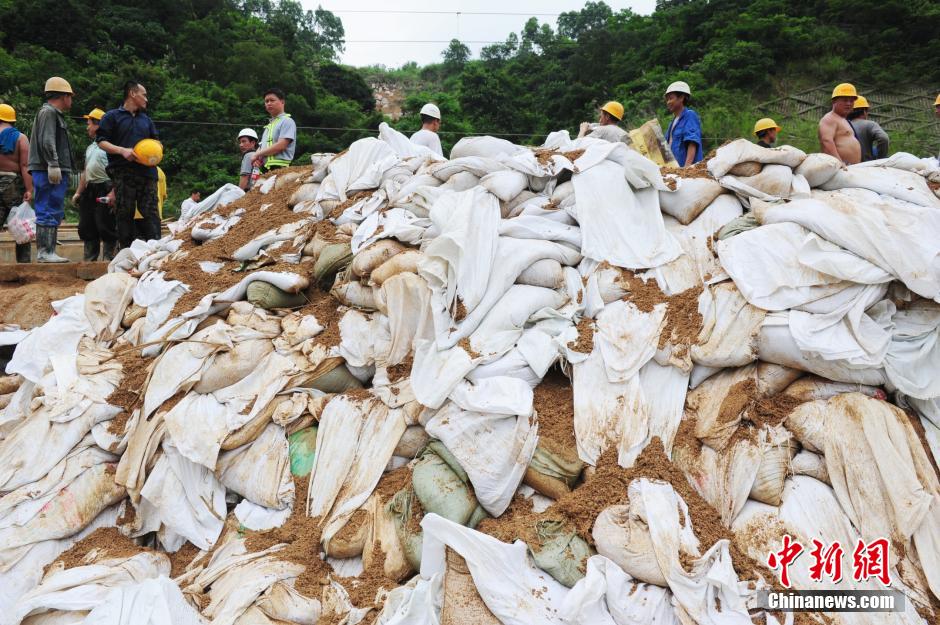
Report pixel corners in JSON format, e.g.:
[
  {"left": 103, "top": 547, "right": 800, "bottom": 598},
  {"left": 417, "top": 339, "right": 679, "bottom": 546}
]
[
  {"left": 412, "top": 443, "right": 478, "bottom": 526},
  {"left": 313, "top": 242, "right": 353, "bottom": 289},
  {"left": 246, "top": 281, "right": 307, "bottom": 309},
  {"left": 528, "top": 519, "right": 593, "bottom": 588},
  {"left": 288, "top": 426, "right": 318, "bottom": 477},
  {"left": 388, "top": 487, "right": 424, "bottom": 571},
  {"left": 717, "top": 213, "right": 760, "bottom": 241},
  {"left": 307, "top": 364, "right": 363, "bottom": 393},
  {"left": 529, "top": 446, "right": 584, "bottom": 489}
]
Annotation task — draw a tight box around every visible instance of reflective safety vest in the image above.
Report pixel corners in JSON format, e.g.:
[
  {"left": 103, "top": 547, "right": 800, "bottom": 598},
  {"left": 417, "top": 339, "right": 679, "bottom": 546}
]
[{"left": 263, "top": 113, "right": 292, "bottom": 168}]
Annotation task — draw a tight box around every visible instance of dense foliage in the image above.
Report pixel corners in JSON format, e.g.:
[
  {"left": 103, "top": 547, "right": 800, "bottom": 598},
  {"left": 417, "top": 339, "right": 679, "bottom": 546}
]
[
  {"left": 373, "top": 0, "right": 940, "bottom": 156},
  {"left": 1, "top": 0, "right": 937, "bottom": 215},
  {"left": 0, "top": 0, "right": 381, "bottom": 212}
]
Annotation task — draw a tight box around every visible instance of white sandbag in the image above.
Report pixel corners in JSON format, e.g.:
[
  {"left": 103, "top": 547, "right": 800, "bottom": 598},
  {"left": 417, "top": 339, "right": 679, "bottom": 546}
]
[
  {"left": 516, "top": 259, "right": 565, "bottom": 288},
  {"left": 764, "top": 191, "right": 940, "bottom": 301},
  {"left": 216, "top": 423, "right": 293, "bottom": 510},
  {"left": 480, "top": 170, "right": 528, "bottom": 202},
  {"left": 331, "top": 281, "right": 379, "bottom": 310},
  {"left": 289, "top": 183, "right": 319, "bottom": 208},
  {"left": 717, "top": 222, "right": 849, "bottom": 311},
  {"left": 561, "top": 555, "right": 678, "bottom": 625},
  {"left": 450, "top": 136, "right": 525, "bottom": 159},
  {"left": 192, "top": 338, "right": 274, "bottom": 395},
  {"left": 724, "top": 163, "right": 793, "bottom": 199},
  {"left": 820, "top": 393, "right": 940, "bottom": 598},
  {"left": 6, "top": 295, "right": 91, "bottom": 384},
  {"left": 419, "top": 513, "right": 570, "bottom": 625},
  {"left": 758, "top": 313, "right": 888, "bottom": 385},
  {"left": 795, "top": 153, "right": 842, "bottom": 187},
  {"left": 820, "top": 165, "right": 940, "bottom": 208},
  {"left": 139, "top": 440, "right": 226, "bottom": 551},
  {"left": 0, "top": 463, "right": 124, "bottom": 559},
  {"left": 658, "top": 177, "right": 724, "bottom": 225},
  {"left": 440, "top": 170, "right": 481, "bottom": 191},
  {"left": 572, "top": 145, "right": 681, "bottom": 269},
  {"left": 83, "top": 273, "right": 137, "bottom": 342},
  {"left": 371, "top": 250, "right": 423, "bottom": 286},
  {"left": 308, "top": 395, "right": 406, "bottom": 546},
  {"left": 707, "top": 139, "right": 806, "bottom": 178},
  {"left": 351, "top": 239, "right": 408, "bottom": 278},
  {"left": 884, "top": 300, "right": 940, "bottom": 400},
  {"left": 692, "top": 282, "right": 766, "bottom": 368},
  {"left": 14, "top": 552, "right": 169, "bottom": 622},
  {"left": 426, "top": 400, "right": 537, "bottom": 516},
  {"left": 83, "top": 576, "right": 204, "bottom": 625},
  {"left": 326, "top": 137, "right": 399, "bottom": 201},
  {"left": 782, "top": 376, "right": 883, "bottom": 402},
  {"left": 592, "top": 479, "right": 753, "bottom": 625},
  {"left": 790, "top": 449, "right": 829, "bottom": 483},
  {"left": 467, "top": 285, "right": 565, "bottom": 358}
]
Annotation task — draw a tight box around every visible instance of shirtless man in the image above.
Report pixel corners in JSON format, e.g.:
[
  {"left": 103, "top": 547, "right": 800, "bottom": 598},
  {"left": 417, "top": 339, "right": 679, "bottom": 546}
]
[
  {"left": 0, "top": 104, "right": 33, "bottom": 262},
  {"left": 819, "top": 83, "right": 861, "bottom": 165}
]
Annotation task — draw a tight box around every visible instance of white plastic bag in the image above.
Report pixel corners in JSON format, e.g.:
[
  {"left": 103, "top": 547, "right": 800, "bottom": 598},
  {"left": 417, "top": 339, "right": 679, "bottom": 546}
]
[{"left": 6, "top": 201, "right": 35, "bottom": 244}]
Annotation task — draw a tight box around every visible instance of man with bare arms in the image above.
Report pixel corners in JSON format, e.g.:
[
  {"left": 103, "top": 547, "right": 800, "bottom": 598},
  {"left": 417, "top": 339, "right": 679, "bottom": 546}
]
[
  {"left": 819, "top": 83, "right": 861, "bottom": 165},
  {"left": 0, "top": 104, "right": 33, "bottom": 262}
]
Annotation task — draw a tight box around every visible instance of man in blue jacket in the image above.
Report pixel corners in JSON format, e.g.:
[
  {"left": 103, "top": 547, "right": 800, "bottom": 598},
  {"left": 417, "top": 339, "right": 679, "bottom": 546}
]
[
  {"left": 96, "top": 80, "right": 160, "bottom": 249},
  {"left": 663, "top": 81, "right": 703, "bottom": 167}
]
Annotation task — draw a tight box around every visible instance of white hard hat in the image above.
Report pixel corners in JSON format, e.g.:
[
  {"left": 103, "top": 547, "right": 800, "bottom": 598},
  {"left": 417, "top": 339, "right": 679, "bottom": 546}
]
[
  {"left": 419, "top": 103, "right": 441, "bottom": 120},
  {"left": 665, "top": 81, "right": 691, "bottom": 96},
  {"left": 237, "top": 127, "right": 258, "bottom": 141}
]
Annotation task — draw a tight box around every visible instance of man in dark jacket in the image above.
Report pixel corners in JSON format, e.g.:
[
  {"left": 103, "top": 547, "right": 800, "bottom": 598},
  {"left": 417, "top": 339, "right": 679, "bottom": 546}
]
[
  {"left": 27, "top": 76, "right": 74, "bottom": 263},
  {"left": 96, "top": 80, "right": 160, "bottom": 249}
]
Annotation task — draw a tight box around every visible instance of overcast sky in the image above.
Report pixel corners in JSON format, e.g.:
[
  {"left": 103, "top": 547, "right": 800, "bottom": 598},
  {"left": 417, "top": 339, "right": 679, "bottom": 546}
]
[{"left": 309, "top": 1, "right": 656, "bottom": 68}]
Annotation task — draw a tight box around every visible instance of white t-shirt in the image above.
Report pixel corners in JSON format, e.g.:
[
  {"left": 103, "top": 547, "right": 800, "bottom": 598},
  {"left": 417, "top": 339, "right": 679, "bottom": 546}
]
[
  {"left": 180, "top": 198, "right": 198, "bottom": 214},
  {"left": 410, "top": 128, "right": 443, "bottom": 156},
  {"left": 588, "top": 124, "right": 628, "bottom": 144}
]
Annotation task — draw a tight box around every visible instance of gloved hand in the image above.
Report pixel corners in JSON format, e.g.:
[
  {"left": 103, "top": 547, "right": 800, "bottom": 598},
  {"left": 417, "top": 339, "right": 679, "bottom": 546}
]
[{"left": 47, "top": 165, "right": 62, "bottom": 185}]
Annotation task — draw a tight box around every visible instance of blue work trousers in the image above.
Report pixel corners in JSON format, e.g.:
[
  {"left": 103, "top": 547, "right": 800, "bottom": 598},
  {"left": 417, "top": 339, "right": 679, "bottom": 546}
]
[{"left": 31, "top": 170, "right": 70, "bottom": 227}]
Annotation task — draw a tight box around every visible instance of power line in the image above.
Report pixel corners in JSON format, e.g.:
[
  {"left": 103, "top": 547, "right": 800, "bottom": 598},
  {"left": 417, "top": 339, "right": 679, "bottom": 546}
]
[{"left": 327, "top": 9, "right": 565, "bottom": 16}]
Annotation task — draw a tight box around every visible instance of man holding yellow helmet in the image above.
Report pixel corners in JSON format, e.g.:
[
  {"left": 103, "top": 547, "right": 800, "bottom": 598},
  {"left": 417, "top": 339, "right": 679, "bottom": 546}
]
[
  {"left": 578, "top": 100, "right": 628, "bottom": 143},
  {"left": 96, "top": 80, "right": 163, "bottom": 249}
]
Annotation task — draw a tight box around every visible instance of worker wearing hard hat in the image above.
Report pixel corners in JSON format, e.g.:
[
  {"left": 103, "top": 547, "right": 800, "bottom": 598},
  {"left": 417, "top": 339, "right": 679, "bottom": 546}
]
[
  {"left": 577, "top": 101, "right": 628, "bottom": 143},
  {"left": 410, "top": 103, "right": 443, "bottom": 157},
  {"left": 935, "top": 94, "right": 940, "bottom": 160},
  {"left": 27, "top": 77, "right": 75, "bottom": 263},
  {"left": 252, "top": 88, "right": 296, "bottom": 172},
  {"left": 819, "top": 83, "right": 861, "bottom": 165},
  {"left": 753, "top": 118, "right": 782, "bottom": 149},
  {"left": 237, "top": 128, "right": 260, "bottom": 190},
  {"left": 664, "top": 81, "right": 703, "bottom": 166},
  {"left": 72, "top": 108, "right": 117, "bottom": 261},
  {"left": 0, "top": 103, "right": 33, "bottom": 263},
  {"left": 97, "top": 80, "right": 162, "bottom": 248},
  {"left": 846, "top": 96, "right": 889, "bottom": 162}
]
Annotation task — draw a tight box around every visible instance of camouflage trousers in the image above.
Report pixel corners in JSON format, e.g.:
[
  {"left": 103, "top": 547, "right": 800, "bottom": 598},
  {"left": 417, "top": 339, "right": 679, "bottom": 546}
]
[{"left": 0, "top": 174, "right": 31, "bottom": 262}]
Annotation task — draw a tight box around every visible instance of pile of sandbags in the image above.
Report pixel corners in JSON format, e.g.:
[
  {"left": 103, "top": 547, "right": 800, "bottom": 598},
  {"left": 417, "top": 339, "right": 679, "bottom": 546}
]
[{"left": 1, "top": 123, "right": 940, "bottom": 625}]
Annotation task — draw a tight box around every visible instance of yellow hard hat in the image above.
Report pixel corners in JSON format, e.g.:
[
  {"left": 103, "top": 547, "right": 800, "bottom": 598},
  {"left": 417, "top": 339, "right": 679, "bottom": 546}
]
[
  {"left": 0, "top": 104, "right": 15, "bottom": 123},
  {"left": 601, "top": 101, "right": 624, "bottom": 121},
  {"left": 83, "top": 108, "right": 105, "bottom": 121},
  {"left": 935, "top": 94, "right": 940, "bottom": 106},
  {"left": 831, "top": 83, "right": 857, "bottom": 99},
  {"left": 753, "top": 118, "right": 781, "bottom": 136},
  {"left": 853, "top": 95, "right": 870, "bottom": 109},
  {"left": 133, "top": 138, "right": 164, "bottom": 166},
  {"left": 44, "top": 77, "right": 73, "bottom": 95}
]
